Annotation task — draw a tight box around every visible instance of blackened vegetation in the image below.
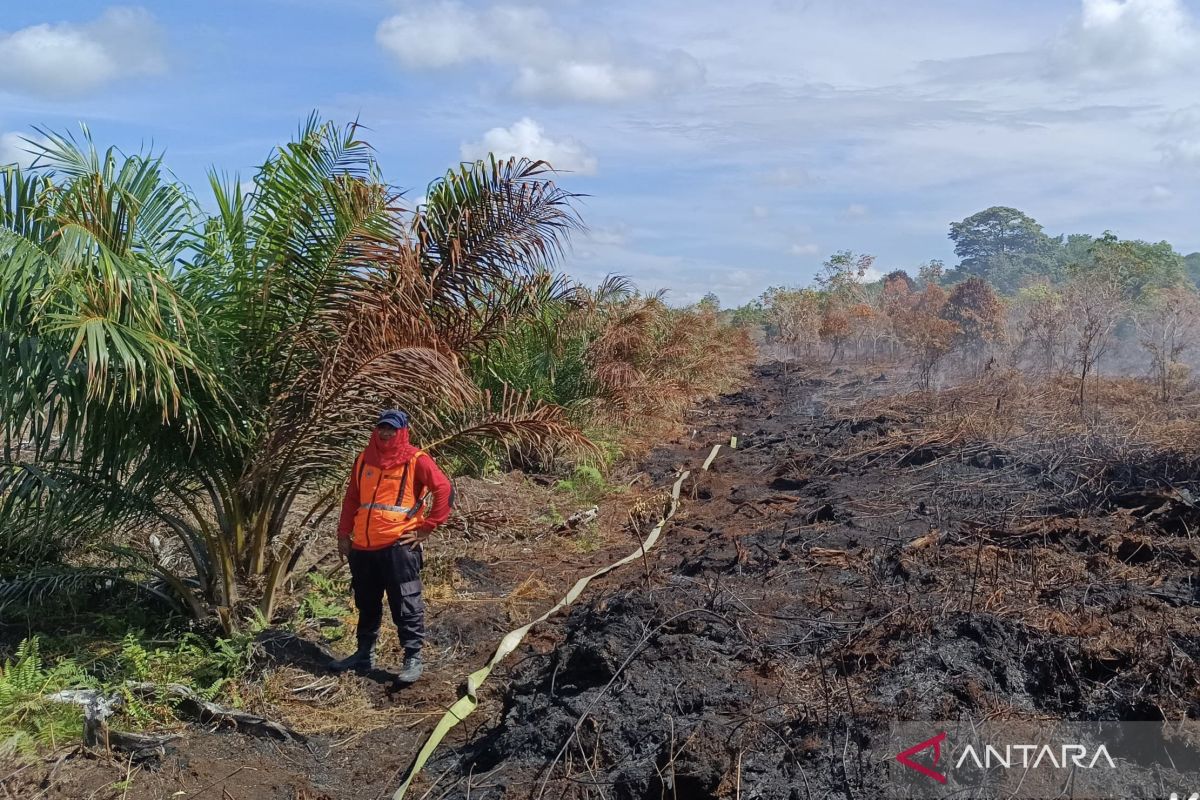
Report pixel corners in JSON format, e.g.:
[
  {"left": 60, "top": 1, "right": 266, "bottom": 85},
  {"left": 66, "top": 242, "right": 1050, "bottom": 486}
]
[{"left": 426, "top": 362, "right": 1200, "bottom": 799}]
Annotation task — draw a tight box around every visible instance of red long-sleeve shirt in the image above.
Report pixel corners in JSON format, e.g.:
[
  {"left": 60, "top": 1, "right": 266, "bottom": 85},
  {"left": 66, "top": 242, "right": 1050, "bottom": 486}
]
[{"left": 336, "top": 452, "right": 452, "bottom": 541}]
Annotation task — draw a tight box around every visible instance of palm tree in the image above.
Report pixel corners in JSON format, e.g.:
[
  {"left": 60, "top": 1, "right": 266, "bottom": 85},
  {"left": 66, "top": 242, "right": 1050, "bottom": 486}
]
[
  {"left": 0, "top": 116, "right": 590, "bottom": 631},
  {"left": 1, "top": 128, "right": 219, "bottom": 612}
]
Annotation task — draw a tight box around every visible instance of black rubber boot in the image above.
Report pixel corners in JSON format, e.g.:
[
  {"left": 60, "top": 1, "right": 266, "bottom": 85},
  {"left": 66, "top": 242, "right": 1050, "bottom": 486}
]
[
  {"left": 329, "top": 640, "right": 375, "bottom": 673},
  {"left": 394, "top": 650, "right": 423, "bottom": 684}
]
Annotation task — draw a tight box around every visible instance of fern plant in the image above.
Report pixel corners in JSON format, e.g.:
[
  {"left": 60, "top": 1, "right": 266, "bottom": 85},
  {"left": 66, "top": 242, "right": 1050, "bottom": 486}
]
[
  {"left": 0, "top": 637, "right": 91, "bottom": 758},
  {"left": 296, "top": 573, "right": 350, "bottom": 624}
]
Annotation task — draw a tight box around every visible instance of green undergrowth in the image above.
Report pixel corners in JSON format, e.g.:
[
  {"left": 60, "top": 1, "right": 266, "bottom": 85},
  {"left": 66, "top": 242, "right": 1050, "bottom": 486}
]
[
  {"left": 0, "top": 612, "right": 270, "bottom": 760},
  {"left": 536, "top": 502, "right": 567, "bottom": 528},
  {"left": 567, "top": 520, "right": 603, "bottom": 554},
  {"left": 0, "top": 568, "right": 368, "bottom": 760},
  {"left": 584, "top": 430, "right": 625, "bottom": 471},
  {"left": 295, "top": 573, "right": 351, "bottom": 642},
  {"left": 0, "top": 638, "right": 90, "bottom": 758},
  {"left": 555, "top": 464, "right": 620, "bottom": 505},
  {"left": 296, "top": 573, "right": 351, "bottom": 624}
]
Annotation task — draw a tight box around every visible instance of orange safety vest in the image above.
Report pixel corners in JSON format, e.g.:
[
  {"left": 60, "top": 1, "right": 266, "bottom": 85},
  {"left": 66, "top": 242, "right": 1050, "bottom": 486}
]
[{"left": 350, "top": 450, "right": 429, "bottom": 550}]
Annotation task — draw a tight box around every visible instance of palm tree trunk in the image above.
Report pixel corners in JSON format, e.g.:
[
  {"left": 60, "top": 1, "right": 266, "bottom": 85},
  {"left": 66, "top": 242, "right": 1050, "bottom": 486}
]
[{"left": 154, "top": 567, "right": 208, "bottom": 620}]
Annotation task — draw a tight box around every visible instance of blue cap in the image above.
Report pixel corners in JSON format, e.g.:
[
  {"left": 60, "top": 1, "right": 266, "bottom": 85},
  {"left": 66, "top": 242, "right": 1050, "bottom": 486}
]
[{"left": 376, "top": 409, "right": 409, "bottom": 429}]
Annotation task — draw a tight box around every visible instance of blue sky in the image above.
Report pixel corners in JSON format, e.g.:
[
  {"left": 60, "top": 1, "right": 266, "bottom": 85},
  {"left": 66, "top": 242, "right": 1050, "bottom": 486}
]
[{"left": 2, "top": 1, "right": 1199, "bottom": 305}]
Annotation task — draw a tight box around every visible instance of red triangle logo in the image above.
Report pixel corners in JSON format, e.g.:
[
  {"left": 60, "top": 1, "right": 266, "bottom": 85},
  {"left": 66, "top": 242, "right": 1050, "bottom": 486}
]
[{"left": 896, "top": 731, "right": 948, "bottom": 784}]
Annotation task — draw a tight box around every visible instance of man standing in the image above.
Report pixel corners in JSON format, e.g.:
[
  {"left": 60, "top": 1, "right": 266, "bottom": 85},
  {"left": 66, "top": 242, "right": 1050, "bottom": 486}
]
[{"left": 330, "top": 409, "right": 452, "bottom": 684}]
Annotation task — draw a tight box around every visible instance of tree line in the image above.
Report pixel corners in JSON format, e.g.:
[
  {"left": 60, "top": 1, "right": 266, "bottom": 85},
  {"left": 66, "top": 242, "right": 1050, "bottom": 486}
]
[{"left": 727, "top": 206, "right": 1200, "bottom": 402}]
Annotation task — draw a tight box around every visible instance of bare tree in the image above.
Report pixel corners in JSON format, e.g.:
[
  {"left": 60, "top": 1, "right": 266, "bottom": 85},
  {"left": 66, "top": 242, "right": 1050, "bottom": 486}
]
[
  {"left": 1009, "top": 283, "right": 1070, "bottom": 376},
  {"left": 1064, "top": 272, "right": 1126, "bottom": 408},
  {"left": 1135, "top": 287, "right": 1200, "bottom": 402}
]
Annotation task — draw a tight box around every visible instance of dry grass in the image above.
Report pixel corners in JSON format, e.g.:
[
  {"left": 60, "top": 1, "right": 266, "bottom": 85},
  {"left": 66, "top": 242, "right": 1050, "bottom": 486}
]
[
  {"left": 824, "top": 369, "right": 1200, "bottom": 519},
  {"left": 503, "top": 574, "right": 556, "bottom": 623},
  {"left": 585, "top": 300, "right": 755, "bottom": 445},
  {"left": 848, "top": 369, "right": 1200, "bottom": 449},
  {"left": 421, "top": 549, "right": 461, "bottom": 601},
  {"left": 258, "top": 667, "right": 398, "bottom": 736}
]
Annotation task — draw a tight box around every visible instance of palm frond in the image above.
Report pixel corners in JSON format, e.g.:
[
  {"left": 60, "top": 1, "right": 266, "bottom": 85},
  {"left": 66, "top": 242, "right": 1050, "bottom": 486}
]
[
  {"left": 422, "top": 384, "right": 596, "bottom": 470},
  {"left": 0, "top": 567, "right": 177, "bottom": 615},
  {"left": 415, "top": 156, "right": 584, "bottom": 352},
  {"left": 0, "top": 135, "right": 220, "bottom": 469},
  {"left": 191, "top": 115, "right": 397, "bottom": 403}
]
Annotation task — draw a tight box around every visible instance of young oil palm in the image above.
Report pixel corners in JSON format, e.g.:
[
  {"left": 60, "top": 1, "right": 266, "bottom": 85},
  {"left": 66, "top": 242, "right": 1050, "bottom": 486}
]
[{"left": 1, "top": 117, "right": 590, "bottom": 630}]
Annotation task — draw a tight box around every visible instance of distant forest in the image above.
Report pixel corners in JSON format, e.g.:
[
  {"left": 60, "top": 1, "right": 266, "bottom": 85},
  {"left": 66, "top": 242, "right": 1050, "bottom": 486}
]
[{"left": 725, "top": 206, "right": 1200, "bottom": 401}]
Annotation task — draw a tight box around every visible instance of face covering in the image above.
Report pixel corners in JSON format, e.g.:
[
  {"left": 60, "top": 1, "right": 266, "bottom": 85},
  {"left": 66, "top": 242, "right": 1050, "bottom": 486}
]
[{"left": 365, "top": 426, "right": 417, "bottom": 469}]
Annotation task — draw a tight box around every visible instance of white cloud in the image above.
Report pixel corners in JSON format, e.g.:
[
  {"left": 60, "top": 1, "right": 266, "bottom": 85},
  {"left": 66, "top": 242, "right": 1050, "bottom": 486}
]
[
  {"left": 461, "top": 118, "right": 598, "bottom": 174},
  {"left": 1160, "top": 139, "right": 1200, "bottom": 166},
  {"left": 0, "top": 132, "right": 48, "bottom": 168},
  {"left": 1159, "top": 104, "right": 1200, "bottom": 135},
  {"left": 376, "top": 2, "right": 702, "bottom": 102},
  {"left": 1145, "top": 184, "right": 1174, "bottom": 203},
  {"left": 0, "top": 7, "right": 165, "bottom": 97},
  {"left": 764, "top": 166, "right": 813, "bottom": 188},
  {"left": 585, "top": 225, "right": 629, "bottom": 246},
  {"left": 920, "top": 0, "right": 1200, "bottom": 85},
  {"left": 844, "top": 203, "right": 869, "bottom": 218},
  {"left": 1157, "top": 105, "right": 1200, "bottom": 167},
  {"left": 1052, "top": 0, "right": 1199, "bottom": 78},
  {"left": 514, "top": 62, "right": 656, "bottom": 104},
  {"left": 789, "top": 243, "right": 820, "bottom": 256},
  {"left": 513, "top": 50, "right": 702, "bottom": 103},
  {"left": 375, "top": 3, "right": 483, "bottom": 70},
  {"left": 751, "top": 205, "right": 770, "bottom": 219}
]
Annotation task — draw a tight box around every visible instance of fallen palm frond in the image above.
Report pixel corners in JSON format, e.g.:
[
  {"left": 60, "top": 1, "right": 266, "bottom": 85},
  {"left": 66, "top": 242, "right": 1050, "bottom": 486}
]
[
  {"left": 49, "top": 681, "right": 302, "bottom": 753},
  {"left": 258, "top": 666, "right": 404, "bottom": 737}
]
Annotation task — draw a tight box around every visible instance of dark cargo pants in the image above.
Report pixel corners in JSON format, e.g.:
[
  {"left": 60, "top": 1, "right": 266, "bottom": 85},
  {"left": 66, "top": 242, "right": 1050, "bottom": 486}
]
[{"left": 347, "top": 542, "right": 425, "bottom": 654}]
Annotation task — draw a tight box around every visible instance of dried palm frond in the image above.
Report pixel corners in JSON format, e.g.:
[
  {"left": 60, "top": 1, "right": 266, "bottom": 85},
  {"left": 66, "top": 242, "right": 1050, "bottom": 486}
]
[
  {"left": 414, "top": 156, "right": 584, "bottom": 353},
  {"left": 422, "top": 385, "right": 597, "bottom": 470}
]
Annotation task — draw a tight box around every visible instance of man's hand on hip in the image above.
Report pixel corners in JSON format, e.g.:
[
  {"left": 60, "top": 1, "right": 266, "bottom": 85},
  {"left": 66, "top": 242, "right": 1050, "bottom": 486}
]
[{"left": 396, "top": 528, "right": 433, "bottom": 546}]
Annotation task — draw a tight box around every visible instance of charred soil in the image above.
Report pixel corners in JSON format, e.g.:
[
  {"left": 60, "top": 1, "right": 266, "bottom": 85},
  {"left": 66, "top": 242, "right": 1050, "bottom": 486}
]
[{"left": 421, "top": 362, "right": 1200, "bottom": 798}]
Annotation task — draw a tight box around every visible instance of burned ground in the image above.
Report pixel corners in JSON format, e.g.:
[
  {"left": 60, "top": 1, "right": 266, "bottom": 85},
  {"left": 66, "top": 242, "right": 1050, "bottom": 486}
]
[
  {"left": 417, "top": 362, "right": 1200, "bottom": 798},
  {"left": 10, "top": 362, "right": 1200, "bottom": 799}
]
